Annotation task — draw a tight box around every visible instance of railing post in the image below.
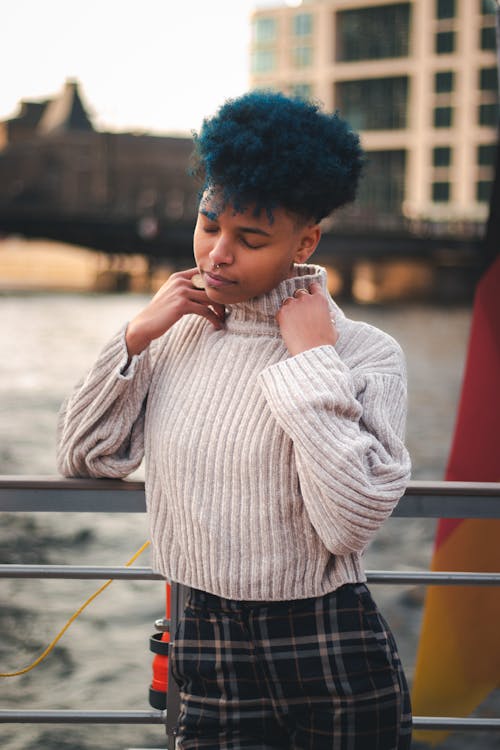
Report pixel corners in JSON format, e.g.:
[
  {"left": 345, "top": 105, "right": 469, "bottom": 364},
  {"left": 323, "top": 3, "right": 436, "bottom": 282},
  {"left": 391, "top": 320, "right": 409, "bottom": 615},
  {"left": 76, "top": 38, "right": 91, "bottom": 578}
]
[{"left": 166, "top": 583, "right": 189, "bottom": 749}]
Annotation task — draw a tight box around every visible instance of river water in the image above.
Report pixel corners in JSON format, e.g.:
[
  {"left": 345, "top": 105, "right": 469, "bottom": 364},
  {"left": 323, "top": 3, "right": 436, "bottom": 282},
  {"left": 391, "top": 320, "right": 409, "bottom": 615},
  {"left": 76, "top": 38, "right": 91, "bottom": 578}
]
[{"left": 0, "top": 292, "right": 497, "bottom": 749}]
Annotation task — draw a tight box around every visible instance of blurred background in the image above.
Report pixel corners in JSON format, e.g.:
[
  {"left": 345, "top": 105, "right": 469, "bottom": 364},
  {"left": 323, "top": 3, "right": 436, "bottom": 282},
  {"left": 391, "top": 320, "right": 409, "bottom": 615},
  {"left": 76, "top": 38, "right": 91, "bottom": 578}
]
[{"left": 0, "top": 1, "right": 498, "bottom": 748}]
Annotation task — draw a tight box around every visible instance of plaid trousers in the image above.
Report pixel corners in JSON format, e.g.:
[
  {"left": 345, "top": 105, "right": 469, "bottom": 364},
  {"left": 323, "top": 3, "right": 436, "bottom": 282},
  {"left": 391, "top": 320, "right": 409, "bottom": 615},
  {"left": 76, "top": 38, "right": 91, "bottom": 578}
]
[{"left": 170, "top": 583, "right": 412, "bottom": 749}]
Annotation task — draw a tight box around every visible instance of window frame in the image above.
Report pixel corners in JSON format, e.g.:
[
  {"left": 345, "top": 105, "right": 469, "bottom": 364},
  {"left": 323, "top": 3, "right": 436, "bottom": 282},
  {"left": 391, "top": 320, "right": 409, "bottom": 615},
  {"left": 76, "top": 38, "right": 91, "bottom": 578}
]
[
  {"left": 292, "top": 45, "right": 313, "bottom": 69},
  {"left": 476, "top": 180, "right": 493, "bottom": 202},
  {"left": 479, "top": 67, "right": 499, "bottom": 91},
  {"left": 480, "top": 26, "right": 497, "bottom": 51},
  {"left": 436, "top": 0, "right": 456, "bottom": 19},
  {"left": 432, "top": 181, "right": 451, "bottom": 202},
  {"left": 433, "top": 146, "right": 452, "bottom": 167},
  {"left": 434, "top": 70, "right": 455, "bottom": 93},
  {"left": 253, "top": 17, "right": 277, "bottom": 44},
  {"left": 435, "top": 30, "right": 456, "bottom": 55},
  {"left": 478, "top": 103, "right": 500, "bottom": 127},
  {"left": 293, "top": 13, "right": 313, "bottom": 37},
  {"left": 434, "top": 106, "right": 454, "bottom": 128},
  {"left": 335, "top": 76, "right": 410, "bottom": 131},
  {"left": 477, "top": 144, "right": 496, "bottom": 166},
  {"left": 251, "top": 48, "right": 277, "bottom": 74},
  {"left": 335, "top": 3, "right": 411, "bottom": 62}
]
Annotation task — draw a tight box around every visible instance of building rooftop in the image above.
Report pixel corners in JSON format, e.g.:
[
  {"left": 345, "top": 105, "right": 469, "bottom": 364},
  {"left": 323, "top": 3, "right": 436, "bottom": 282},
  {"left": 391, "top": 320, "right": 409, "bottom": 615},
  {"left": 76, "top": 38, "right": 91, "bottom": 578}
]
[{"left": 38, "top": 79, "right": 94, "bottom": 134}]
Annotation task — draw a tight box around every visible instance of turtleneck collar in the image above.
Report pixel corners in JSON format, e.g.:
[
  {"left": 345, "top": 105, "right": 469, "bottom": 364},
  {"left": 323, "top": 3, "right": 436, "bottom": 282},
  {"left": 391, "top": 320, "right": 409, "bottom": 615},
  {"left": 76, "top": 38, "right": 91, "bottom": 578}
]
[{"left": 224, "top": 264, "right": 340, "bottom": 336}]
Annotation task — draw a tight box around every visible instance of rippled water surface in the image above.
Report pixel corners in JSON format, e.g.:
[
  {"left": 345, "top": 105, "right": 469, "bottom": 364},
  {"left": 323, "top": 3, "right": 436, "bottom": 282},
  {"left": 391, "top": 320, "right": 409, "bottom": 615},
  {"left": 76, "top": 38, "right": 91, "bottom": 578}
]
[{"left": 1, "top": 292, "right": 497, "bottom": 749}]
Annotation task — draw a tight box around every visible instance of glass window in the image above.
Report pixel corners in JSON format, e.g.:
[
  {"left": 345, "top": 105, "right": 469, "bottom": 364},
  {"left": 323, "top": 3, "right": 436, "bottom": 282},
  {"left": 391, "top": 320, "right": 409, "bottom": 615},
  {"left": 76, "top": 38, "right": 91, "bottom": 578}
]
[
  {"left": 251, "top": 49, "right": 277, "bottom": 73},
  {"left": 434, "top": 71, "right": 455, "bottom": 92},
  {"left": 433, "top": 146, "right": 452, "bottom": 166},
  {"left": 290, "top": 83, "right": 312, "bottom": 98},
  {"left": 479, "top": 103, "right": 499, "bottom": 126},
  {"left": 335, "top": 77, "right": 409, "bottom": 130},
  {"left": 293, "top": 13, "right": 312, "bottom": 36},
  {"left": 481, "top": 0, "right": 497, "bottom": 15},
  {"left": 253, "top": 17, "right": 277, "bottom": 43},
  {"left": 432, "top": 181, "right": 451, "bottom": 201},
  {"left": 477, "top": 144, "right": 496, "bottom": 165},
  {"left": 480, "top": 26, "right": 497, "bottom": 51},
  {"left": 292, "top": 46, "right": 313, "bottom": 68},
  {"left": 336, "top": 3, "right": 411, "bottom": 62},
  {"left": 476, "top": 180, "right": 493, "bottom": 202},
  {"left": 434, "top": 106, "right": 453, "bottom": 127},
  {"left": 436, "top": 31, "right": 455, "bottom": 54},
  {"left": 479, "top": 67, "right": 499, "bottom": 91},
  {"left": 436, "top": 0, "right": 455, "bottom": 19},
  {"left": 356, "top": 150, "right": 406, "bottom": 213}
]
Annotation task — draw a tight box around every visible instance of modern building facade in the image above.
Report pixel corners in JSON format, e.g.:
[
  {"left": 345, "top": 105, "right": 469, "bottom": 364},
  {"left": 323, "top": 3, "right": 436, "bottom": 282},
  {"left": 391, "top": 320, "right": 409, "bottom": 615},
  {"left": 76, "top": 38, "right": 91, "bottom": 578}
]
[{"left": 250, "top": 0, "right": 499, "bottom": 232}]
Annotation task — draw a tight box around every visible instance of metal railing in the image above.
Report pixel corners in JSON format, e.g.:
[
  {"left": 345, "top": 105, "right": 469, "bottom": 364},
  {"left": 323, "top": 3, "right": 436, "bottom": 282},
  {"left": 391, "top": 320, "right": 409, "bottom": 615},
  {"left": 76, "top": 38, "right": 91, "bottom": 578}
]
[{"left": 1, "top": 476, "right": 500, "bottom": 747}]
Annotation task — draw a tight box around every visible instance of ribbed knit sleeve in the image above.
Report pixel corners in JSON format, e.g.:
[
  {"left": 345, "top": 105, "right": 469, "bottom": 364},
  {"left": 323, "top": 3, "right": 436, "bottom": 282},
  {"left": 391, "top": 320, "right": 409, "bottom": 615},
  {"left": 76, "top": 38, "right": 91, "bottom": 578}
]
[
  {"left": 258, "top": 343, "right": 411, "bottom": 556},
  {"left": 56, "top": 324, "right": 152, "bottom": 478}
]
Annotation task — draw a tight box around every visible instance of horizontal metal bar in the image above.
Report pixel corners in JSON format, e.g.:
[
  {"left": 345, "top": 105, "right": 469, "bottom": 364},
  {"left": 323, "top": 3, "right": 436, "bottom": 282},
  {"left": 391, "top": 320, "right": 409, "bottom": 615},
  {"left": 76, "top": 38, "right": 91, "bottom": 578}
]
[
  {"left": 392, "top": 494, "right": 500, "bottom": 518},
  {"left": 0, "top": 476, "right": 146, "bottom": 513},
  {"left": 0, "top": 477, "right": 145, "bottom": 492},
  {"left": 366, "top": 571, "right": 500, "bottom": 585},
  {"left": 1, "top": 477, "right": 500, "bottom": 517},
  {"left": 0, "top": 566, "right": 498, "bottom": 585},
  {"left": 412, "top": 716, "right": 500, "bottom": 731},
  {"left": 0, "top": 710, "right": 166, "bottom": 724},
  {"left": 403, "top": 480, "right": 500, "bottom": 497},
  {"left": 1, "top": 477, "right": 497, "bottom": 496},
  {"left": 0, "top": 710, "right": 499, "bottom": 731},
  {"left": 0, "top": 565, "right": 164, "bottom": 580}
]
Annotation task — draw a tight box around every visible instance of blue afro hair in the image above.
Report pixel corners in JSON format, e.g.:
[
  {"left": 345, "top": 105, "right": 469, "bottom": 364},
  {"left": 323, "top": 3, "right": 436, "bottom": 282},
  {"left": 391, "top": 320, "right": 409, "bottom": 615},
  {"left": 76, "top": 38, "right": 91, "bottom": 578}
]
[{"left": 191, "top": 90, "right": 365, "bottom": 223}]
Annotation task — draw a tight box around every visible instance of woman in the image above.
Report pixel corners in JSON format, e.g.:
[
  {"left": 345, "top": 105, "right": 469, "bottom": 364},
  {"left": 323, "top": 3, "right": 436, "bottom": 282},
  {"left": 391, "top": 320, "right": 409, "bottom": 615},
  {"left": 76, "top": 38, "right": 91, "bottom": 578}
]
[{"left": 57, "top": 91, "right": 412, "bottom": 749}]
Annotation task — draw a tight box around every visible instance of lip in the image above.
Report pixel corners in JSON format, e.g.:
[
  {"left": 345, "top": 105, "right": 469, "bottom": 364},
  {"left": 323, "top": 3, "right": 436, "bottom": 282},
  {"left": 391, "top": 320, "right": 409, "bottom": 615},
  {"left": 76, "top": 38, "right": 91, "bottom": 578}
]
[{"left": 204, "top": 271, "right": 236, "bottom": 287}]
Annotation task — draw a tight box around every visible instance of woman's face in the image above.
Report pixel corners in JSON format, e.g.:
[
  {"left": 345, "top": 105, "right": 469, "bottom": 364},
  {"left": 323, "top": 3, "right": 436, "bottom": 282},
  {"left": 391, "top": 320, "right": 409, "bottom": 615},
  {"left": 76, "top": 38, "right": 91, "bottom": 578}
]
[{"left": 193, "top": 194, "right": 320, "bottom": 304}]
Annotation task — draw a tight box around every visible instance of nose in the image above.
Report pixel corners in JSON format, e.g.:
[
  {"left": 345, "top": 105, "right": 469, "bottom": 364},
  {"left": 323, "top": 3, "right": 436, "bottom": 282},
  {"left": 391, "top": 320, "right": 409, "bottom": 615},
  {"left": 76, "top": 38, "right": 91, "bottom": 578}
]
[{"left": 208, "top": 232, "right": 234, "bottom": 267}]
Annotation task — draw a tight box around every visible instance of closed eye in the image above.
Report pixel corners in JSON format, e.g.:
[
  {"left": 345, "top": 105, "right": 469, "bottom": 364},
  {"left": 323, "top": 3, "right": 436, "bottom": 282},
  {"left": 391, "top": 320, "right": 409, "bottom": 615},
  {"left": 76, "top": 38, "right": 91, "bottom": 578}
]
[{"left": 240, "top": 236, "right": 265, "bottom": 249}]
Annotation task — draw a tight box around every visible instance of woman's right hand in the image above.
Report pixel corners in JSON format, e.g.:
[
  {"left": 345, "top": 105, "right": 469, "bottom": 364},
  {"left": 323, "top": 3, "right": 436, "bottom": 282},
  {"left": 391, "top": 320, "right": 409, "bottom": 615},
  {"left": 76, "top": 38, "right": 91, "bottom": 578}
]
[{"left": 125, "top": 267, "right": 225, "bottom": 357}]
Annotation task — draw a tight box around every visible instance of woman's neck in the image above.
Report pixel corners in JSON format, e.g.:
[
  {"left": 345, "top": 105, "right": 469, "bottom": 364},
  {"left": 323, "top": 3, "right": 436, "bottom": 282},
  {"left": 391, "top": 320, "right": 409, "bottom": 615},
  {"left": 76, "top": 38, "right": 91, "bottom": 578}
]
[{"left": 224, "top": 264, "right": 328, "bottom": 335}]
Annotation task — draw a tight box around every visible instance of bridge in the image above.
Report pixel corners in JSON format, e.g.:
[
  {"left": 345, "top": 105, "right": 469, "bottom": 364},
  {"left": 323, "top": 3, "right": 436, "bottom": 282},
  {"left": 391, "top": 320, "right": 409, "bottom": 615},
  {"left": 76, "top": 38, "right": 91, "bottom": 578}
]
[
  {"left": 0, "top": 206, "right": 486, "bottom": 301},
  {"left": 0, "top": 208, "right": 484, "bottom": 260}
]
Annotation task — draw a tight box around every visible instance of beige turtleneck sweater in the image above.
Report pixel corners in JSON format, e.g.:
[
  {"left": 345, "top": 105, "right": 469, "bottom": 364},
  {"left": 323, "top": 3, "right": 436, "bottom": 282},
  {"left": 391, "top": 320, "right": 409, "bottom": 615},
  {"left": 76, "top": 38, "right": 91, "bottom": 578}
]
[{"left": 57, "top": 264, "right": 411, "bottom": 600}]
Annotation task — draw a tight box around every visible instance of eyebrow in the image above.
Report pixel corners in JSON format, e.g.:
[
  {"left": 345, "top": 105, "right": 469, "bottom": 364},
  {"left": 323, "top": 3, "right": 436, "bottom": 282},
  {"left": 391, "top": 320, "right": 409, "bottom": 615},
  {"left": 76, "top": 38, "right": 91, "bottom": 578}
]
[
  {"left": 200, "top": 210, "right": 272, "bottom": 237},
  {"left": 237, "top": 225, "right": 272, "bottom": 237}
]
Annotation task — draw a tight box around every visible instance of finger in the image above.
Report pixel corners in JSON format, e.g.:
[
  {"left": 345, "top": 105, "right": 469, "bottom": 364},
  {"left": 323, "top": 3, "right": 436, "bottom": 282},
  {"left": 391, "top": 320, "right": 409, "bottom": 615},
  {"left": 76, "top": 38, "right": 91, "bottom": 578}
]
[
  {"left": 175, "top": 267, "right": 200, "bottom": 279},
  {"left": 293, "top": 288, "right": 310, "bottom": 298},
  {"left": 194, "top": 304, "right": 225, "bottom": 329},
  {"left": 191, "top": 272, "right": 205, "bottom": 290},
  {"left": 210, "top": 302, "right": 226, "bottom": 320},
  {"left": 153, "top": 269, "right": 199, "bottom": 298},
  {"left": 188, "top": 286, "right": 219, "bottom": 303},
  {"left": 187, "top": 288, "right": 219, "bottom": 309},
  {"left": 162, "top": 268, "right": 199, "bottom": 286},
  {"left": 281, "top": 296, "right": 295, "bottom": 306},
  {"left": 309, "top": 282, "right": 323, "bottom": 295},
  {"left": 186, "top": 291, "right": 225, "bottom": 321}
]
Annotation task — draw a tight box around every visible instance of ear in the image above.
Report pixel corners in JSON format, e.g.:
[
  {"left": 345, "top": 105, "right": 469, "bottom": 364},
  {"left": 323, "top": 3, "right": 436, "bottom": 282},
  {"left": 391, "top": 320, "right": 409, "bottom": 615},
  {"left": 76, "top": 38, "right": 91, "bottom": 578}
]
[{"left": 293, "top": 224, "right": 321, "bottom": 264}]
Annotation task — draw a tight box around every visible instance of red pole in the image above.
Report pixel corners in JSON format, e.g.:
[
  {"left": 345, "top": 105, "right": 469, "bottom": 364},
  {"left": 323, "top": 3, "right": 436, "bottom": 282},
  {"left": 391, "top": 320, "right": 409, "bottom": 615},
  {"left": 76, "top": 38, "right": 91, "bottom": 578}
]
[{"left": 149, "top": 583, "right": 171, "bottom": 709}]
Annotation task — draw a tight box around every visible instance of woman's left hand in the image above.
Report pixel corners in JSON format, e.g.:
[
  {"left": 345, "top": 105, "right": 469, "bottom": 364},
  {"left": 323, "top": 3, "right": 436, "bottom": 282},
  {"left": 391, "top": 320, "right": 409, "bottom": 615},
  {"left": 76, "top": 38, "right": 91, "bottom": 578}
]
[{"left": 276, "top": 282, "right": 339, "bottom": 357}]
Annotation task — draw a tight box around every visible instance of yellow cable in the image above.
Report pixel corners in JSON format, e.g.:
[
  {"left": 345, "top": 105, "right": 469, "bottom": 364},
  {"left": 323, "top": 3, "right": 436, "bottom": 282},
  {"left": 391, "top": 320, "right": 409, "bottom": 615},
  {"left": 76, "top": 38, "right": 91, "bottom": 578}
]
[{"left": 0, "top": 540, "right": 151, "bottom": 678}]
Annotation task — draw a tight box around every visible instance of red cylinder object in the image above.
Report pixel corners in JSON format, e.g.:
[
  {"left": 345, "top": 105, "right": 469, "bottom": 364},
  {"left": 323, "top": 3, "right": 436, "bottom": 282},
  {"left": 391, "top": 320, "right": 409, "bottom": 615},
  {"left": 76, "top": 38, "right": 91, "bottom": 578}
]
[{"left": 149, "top": 584, "right": 171, "bottom": 710}]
